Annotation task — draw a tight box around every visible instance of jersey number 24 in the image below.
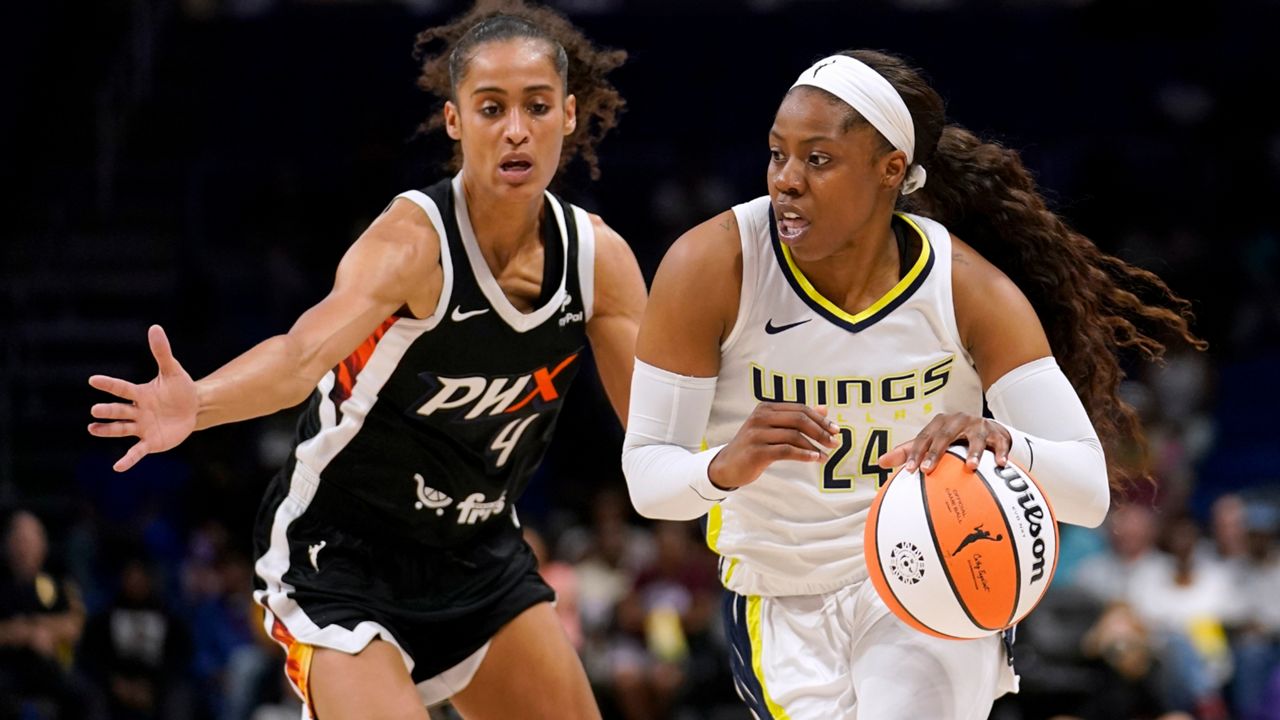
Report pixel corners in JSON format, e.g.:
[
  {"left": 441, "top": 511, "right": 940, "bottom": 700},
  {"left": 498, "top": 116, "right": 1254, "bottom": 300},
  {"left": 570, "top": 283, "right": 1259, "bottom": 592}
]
[{"left": 822, "top": 427, "right": 892, "bottom": 492}]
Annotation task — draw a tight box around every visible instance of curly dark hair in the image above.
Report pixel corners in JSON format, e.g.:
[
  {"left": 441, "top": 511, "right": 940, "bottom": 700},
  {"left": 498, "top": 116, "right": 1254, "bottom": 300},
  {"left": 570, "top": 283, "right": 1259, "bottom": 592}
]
[
  {"left": 413, "top": 0, "right": 626, "bottom": 180},
  {"left": 821, "top": 49, "right": 1206, "bottom": 490}
]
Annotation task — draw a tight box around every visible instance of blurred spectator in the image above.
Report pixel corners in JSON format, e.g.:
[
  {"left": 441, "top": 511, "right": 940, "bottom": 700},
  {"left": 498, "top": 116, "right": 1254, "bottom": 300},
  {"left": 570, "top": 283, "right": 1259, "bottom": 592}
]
[
  {"left": 79, "top": 557, "right": 193, "bottom": 720},
  {"left": 610, "top": 521, "right": 719, "bottom": 720},
  {"left": 1204, "top": 493, "right": 1249, "bottom": 564},
  {"left": 1128, "top": 516, "right": 1234, "bottom": 718},
  {"left": 222, "top": 603, "right": 293, "bottom": 720},
  {"left": 1071, "top": 503, "right": 1163, "bottom": 604},
  {"left": 561, "top": 489, "right": 656, "bottom": 687},
  {"left": 988, "top": 584, "right": 1102, "bottom": 719},
  {"left": 1225, "top": 502, "right": 1280, "bottom": 720},
  {"left": 1073, "top": 603, "right": 1193, "bottom": 720},
  {"left": 187, "top": 543, "right": 259, "bottom": 718},
  {"left": 0, "top": 510, "right": 90, "bottom": 720},
  {"left": 525, "top": 525, "right": 583, "bottom": 650}
]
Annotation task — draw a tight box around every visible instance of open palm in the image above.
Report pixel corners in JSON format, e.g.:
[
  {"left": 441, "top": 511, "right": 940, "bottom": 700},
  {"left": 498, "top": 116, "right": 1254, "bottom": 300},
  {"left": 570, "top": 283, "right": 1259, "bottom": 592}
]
[{"left": 88, "top": 325, "right": 198, "bottom": 472}]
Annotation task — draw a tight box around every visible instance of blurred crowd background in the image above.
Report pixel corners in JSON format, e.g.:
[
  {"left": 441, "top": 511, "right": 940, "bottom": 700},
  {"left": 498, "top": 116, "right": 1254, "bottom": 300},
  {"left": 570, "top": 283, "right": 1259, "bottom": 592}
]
[{"left": 3, "top": 0, "right": 1279, "bottom": 718}]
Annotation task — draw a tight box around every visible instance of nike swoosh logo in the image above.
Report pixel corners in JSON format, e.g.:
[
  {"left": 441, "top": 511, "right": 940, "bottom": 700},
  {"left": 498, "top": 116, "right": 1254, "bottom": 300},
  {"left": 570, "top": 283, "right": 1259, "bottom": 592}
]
[
  {"left": 765, "top": 318, "right": 811, "bottom": 334},
  {"left": 451, "top": 306, "right": 490, "bottom": 322}
]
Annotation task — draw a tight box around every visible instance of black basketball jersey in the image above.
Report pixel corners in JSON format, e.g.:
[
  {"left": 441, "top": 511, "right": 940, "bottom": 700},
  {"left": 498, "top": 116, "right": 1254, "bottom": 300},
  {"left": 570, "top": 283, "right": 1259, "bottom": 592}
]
[{"left": 287, "top": 174, "right": 594, "bottom": 548}]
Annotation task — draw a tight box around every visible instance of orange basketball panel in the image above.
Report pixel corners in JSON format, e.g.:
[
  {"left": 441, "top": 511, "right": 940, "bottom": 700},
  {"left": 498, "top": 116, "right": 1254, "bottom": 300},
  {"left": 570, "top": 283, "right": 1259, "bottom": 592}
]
[{"left": 923, "top": 453, "right": 1018, "bottom": 631}]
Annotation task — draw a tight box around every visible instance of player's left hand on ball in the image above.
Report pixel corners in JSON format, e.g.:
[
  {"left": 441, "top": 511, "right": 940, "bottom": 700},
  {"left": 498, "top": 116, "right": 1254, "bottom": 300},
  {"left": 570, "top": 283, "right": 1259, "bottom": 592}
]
[{"left": 877, "top": 412, "right": 1012, "bottom": 474}]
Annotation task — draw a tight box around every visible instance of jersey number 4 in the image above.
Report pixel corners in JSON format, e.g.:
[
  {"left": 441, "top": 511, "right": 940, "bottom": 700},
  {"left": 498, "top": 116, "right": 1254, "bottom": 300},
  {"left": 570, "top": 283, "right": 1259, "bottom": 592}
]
[
  {"left": 822, "top": 427, "right": 892, "bottom": 492},
  {"left": 490, "top": 414, "right": 539, "bottom": 469}
]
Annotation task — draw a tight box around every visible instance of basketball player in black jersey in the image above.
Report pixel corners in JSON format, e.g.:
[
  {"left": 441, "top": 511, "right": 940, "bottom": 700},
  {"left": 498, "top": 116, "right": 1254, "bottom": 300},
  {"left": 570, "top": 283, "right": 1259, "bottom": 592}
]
[{"left": 86, "top": 2, "right": 644, "bottom": 718}]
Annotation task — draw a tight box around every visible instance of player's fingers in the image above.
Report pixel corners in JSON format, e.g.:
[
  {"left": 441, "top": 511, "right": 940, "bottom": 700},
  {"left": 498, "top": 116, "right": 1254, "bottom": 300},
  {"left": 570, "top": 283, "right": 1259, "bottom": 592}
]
[
  {"left": 88, "top": 375, "right": 139, "bottom": 402},
  {"left": 903, "top": 416, "right": 948, "bottom": 471},
  {"left": 114, "top": 441, "right": 150, "bottom": 473},
  {"left": 758, "top": 428, "right": 829, "bottom": 453},
  {"left": 992, "top": 424, "right": 1013, "bottom": 466},
  {"left": 763, "top": 402, "right": 839, "bottom": 433},
  {"left": 148, "top": 325, "right": 182, "bottom": 376},
  {"left": 806, "top": 404, "right": 838, "bottom": 432},
  {"left": 91, "top": 403, "right": 138, "bottom": 421},
  {"left": 765, "top": 443, "right": 822, "bottom": 463},
  {"left": 896, "top": 435, "right": 928, "bottom": 473},
  {"left": 767, "top": 411, "right": 839, "bottom": 447},
  {"left": 919, "top": 431, "right": 957, "bottom": 473},
  {"left": 877, "top": 444, "right": 908, "bottom": 469},
  {"left": 87, "top": 421, "right": 139, "bottom": 438},
  {"left": 964, "top": 427, "right": 989, "bottom": 470}
]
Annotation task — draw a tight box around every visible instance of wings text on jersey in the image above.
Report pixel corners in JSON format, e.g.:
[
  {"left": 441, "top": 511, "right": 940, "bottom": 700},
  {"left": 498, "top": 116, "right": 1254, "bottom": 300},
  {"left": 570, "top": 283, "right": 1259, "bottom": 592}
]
[
  {"left": 413, "top": 353, "right": 580, "bottom": 421},
  {"left": 750, "top": 355, "right": 954, "bottom": 407}
]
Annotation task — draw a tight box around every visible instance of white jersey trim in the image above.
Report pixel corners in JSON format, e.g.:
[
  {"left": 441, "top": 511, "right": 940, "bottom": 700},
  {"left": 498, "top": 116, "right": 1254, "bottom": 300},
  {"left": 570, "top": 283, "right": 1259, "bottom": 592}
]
[
  {"left": 574, "top": 206, "right": 596, "bottom": 323},
  {"left": 393, "top": 189, "right": 455, "bottom": 329},
  {"left": 451, "top": 173, "right": 569, "bottom": 333},
  {"left": 254, "top": 461, "right": 415, "bottom": 673},
  {"left": 254, "top": 460, "right": 494, "bottom": 709}
]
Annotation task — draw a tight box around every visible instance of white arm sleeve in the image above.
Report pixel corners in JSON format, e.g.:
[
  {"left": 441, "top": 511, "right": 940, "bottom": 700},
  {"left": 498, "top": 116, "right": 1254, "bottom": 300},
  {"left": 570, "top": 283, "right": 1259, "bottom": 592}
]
[
  {"left": 987, "top": 356, "right": 1111, "bottom": 528},
  {"left": 621, "top": 359, "right": 728, "bottom": 521}
]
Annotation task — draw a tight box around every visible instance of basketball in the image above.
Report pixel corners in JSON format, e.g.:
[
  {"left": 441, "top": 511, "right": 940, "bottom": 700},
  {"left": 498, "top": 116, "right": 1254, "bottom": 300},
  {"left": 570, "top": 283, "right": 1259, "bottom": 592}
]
[{"left": 865, "top": 446, "right": 1059, "bottom": 640}]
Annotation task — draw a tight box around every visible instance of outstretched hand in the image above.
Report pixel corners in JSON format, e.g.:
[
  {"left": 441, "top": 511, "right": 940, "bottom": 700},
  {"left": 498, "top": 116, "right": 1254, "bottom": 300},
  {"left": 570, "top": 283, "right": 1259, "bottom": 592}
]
[
  {"left": 88, "top": 325, "right": 197, "bottom": 472},
  {"left": 877, "top": 412, "right": 1012, "bottom": 474}
]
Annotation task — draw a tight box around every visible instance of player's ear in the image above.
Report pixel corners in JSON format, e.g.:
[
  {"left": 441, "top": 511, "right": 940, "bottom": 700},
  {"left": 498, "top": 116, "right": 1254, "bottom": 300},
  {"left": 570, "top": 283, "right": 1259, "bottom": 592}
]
[
  {"left": 445, "top": 101, "right": 463, "bottom": 141},
  {"left": 880, "top": 149, "right": 907, "bottom": 192},
  {"left": 563, "top": 94, "right": 577, "bottom": 136}
]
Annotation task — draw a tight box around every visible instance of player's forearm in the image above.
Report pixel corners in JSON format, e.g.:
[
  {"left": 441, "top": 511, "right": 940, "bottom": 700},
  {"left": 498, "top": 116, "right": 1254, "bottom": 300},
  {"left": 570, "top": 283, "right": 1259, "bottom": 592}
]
[
  {"left": 622, "top": 360, "right": 726, "bottom": 520},
  {"left": 195, "top": 334, "right": 320, "bottom": 430}
]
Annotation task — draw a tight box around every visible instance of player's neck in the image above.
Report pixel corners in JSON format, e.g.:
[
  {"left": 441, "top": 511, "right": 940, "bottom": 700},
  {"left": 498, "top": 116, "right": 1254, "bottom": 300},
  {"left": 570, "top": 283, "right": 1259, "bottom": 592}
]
[
  {"left": 794, "top": 219, "right": 900, "bottom": 315},
  {"left": 461, "top": 176, "right": 546, "bottom": 268}
]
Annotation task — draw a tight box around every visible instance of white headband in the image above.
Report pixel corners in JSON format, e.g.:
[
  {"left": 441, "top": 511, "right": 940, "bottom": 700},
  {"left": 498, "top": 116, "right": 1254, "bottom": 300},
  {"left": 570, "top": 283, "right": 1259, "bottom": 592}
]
[{"left": 790, "top": 54, "right": 927, "bottom": 195}]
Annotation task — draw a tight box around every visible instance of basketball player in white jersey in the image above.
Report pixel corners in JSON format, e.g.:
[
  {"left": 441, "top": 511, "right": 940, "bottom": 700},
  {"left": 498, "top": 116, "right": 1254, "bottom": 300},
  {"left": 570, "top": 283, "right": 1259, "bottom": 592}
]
[
  {"left": 86, "top": 2, "right": 645, "bottom": 718},
  {"left": 623, "top": 50, "right": 1203, "bottom": 719}
]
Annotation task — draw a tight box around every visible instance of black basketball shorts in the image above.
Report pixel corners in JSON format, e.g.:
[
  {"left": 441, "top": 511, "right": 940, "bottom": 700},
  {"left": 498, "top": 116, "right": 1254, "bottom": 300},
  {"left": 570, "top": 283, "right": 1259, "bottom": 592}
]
[{"left": 251, "top": 461, "right": 554, "bottom": 715}]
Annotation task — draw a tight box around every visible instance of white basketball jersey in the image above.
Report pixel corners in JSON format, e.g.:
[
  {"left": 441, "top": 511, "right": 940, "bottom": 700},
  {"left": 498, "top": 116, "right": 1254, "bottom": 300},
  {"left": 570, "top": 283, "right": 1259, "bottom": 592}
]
[{"left": 705, "top": 196, "right": 984, "bottom": 597}]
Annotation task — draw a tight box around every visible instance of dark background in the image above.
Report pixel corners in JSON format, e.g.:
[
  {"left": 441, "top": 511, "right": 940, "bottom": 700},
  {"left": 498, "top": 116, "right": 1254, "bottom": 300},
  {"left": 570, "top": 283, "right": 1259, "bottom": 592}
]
[{"left": 2, "top": 0, "right": 1279, "bottom": 718}]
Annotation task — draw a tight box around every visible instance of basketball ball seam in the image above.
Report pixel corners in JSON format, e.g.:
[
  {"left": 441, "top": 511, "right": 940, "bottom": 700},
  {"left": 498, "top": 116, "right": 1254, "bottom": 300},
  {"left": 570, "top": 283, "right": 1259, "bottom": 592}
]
[
  {"left": 971, "top": 463, "right": 1021, "bottom": 628},
  {"left": 925, "top": 451, "right": 1001, "bottom": 633},
  {"left": 873, "top": 476, "right": 941, "bottom": 637}
]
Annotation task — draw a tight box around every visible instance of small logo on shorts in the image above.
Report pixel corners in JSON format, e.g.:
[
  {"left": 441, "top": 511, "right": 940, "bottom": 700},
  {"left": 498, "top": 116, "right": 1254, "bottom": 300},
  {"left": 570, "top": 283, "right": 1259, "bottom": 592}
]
[
  {"left": 308, "top": 541, "right": 326, "bottom": 572},
  {"left": 890, "top": 541, "right": 925, "bottom": 584}
]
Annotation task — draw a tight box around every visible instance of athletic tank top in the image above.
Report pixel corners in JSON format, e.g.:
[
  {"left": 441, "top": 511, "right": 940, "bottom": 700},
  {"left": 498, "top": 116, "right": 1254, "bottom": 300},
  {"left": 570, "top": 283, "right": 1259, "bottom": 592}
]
[
  {"left": 289, "top": 173, "right": 596, "bottom": 548},
  {"left": 705, "top": 196, "right": 983, "bottom": 596}
]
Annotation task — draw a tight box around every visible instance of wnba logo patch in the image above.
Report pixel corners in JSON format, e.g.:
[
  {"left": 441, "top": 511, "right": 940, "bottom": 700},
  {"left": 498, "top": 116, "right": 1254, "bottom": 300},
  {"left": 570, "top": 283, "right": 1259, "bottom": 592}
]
[{"left": 890, "top": 541, "right": 925, "bottom": 584}]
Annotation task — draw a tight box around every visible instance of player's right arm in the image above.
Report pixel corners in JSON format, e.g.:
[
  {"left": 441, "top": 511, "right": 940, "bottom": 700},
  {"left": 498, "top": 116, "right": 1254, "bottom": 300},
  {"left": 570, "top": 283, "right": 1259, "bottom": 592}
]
[
  {"left": 624, "top": 211, "right": 836, "bottom": 521},
  {"left": 88, "top": 198, "right": 441, "bottom": 472}
]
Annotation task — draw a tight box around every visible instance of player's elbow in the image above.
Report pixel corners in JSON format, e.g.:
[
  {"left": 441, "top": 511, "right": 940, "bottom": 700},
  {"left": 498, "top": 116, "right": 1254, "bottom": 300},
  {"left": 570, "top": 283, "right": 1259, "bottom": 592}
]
[
  {"left": 1054, "top": 441, "right": 1111, "bottom": 528},
  {"left": 621, "top": 447, "right": 667, "bottom": 520},
  {"left": 621, "top": 442, "right": 707, "bottom": 522},
  {"left": 1073, "top": 481, "right": 1111, "bottom": 529}
]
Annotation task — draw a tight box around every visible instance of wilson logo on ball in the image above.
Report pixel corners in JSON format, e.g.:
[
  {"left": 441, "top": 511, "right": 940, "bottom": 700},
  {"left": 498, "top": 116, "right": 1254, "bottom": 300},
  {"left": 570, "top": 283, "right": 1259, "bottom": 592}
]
[{"left": 864, "top": 446, "right": 1059, "bottom": 640}]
